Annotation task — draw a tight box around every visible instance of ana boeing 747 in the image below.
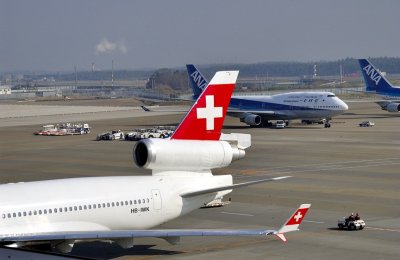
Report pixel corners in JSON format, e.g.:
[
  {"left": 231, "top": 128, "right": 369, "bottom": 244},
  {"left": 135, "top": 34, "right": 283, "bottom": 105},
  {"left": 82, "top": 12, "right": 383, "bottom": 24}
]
[{"left": 186, "top": 64, "right": 348, "bottom": 128}]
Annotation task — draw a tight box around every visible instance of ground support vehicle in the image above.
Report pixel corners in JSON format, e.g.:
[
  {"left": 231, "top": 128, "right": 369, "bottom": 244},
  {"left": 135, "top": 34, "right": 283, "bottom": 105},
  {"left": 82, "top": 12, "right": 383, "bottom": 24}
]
[
  {"left": 139, "top": 129, "right": 167, "bottom": 139},
  {"left": 34, "top": 123, "right": 90, "bottom": 136},
  {"left": 359, "top": 121, "right": 374, "bottom": 127},
  {"left": 201, "top": 197, "right": 231, "bottom": 208},
  {"left": 96, "top": 130, "right": 124, "bottom": 141},
  {"left": 338, "top": 217, "right": 365, "bottom": 230},
  {"left": 275, "top": 120, "right": 285, "bottom": 129}
]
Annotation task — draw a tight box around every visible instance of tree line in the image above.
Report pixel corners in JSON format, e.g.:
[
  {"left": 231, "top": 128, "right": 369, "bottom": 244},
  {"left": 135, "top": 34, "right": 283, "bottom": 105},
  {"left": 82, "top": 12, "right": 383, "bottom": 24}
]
[{"left": 36, "top": 57, "right": 400, "bottom": 84}]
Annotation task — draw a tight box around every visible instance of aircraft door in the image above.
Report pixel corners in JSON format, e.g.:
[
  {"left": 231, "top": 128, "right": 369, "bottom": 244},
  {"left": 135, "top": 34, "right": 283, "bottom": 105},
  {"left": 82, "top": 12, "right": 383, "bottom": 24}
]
[{"left": 151, "top": 189, "right": 162, "bottom": 210}]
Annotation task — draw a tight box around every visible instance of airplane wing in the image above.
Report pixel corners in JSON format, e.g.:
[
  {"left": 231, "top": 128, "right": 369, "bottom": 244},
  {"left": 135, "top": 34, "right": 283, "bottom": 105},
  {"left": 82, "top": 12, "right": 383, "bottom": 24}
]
[
  {"left": 142, "top": 106, "right": 280, "bottom": 117},
  {"left": 227, "top": 109, "right": 288, "bottom": 121},
  {"left": 140, "top": 105, "right": 189, "bottom": 113},
  {"left": 0, "top": 204, "right": 310, "bottom": 244},
  {"left": 227, "top": 108, "right": 276, "bottom": 115}
]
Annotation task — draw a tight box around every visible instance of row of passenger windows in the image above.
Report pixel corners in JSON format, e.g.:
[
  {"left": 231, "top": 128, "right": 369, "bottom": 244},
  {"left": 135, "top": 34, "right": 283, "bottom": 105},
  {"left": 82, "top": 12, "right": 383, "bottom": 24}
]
[
  {"left": 317, "top": 105, "right": 340, "bottom": 108},
  {"left": 2, "top": 198, "right": 150, "bottom": 220}
]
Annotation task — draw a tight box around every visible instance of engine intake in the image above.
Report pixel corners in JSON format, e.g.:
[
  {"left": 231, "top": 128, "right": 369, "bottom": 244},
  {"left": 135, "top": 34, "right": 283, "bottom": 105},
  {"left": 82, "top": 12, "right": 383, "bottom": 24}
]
[
  {"left": 242, "top": 114, "right": 261, "bottom": 126},
  {"left": 133, "top": 138, "right": 246, "bottom": 171},
  {"left": 386, "top": 103, "right": 400, "bottom": 112}
]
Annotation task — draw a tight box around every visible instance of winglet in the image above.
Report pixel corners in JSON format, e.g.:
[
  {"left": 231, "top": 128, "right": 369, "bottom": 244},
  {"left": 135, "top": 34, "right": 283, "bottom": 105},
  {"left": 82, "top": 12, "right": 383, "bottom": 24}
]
[
  {"left": 275, "top": 204, "right": 311, "bottom": 241},
  {"left": 275, "top": 233, "right": 287, "bottom": 242},
  {"left": 186, "top": 64, "right": 209, "bottom": 100},
  {"left": 171, "top": 71, "right": 239, "bottom": 140}
]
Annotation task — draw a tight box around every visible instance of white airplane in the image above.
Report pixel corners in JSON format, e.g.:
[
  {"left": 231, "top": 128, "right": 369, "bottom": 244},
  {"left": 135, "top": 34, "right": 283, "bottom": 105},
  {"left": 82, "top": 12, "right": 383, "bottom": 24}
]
[
  {"left": 186, "top": 64, "right": 349, "bottom": 127},
  {"left": 0, "top": 71, "right": 310, "bottom": 253}
]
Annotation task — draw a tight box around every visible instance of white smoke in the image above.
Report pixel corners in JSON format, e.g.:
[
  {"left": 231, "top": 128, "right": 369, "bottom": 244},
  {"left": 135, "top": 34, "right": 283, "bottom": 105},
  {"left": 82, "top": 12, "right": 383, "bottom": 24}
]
[{"left": 95, "top": 38, "right": 127, "bottom": 54}]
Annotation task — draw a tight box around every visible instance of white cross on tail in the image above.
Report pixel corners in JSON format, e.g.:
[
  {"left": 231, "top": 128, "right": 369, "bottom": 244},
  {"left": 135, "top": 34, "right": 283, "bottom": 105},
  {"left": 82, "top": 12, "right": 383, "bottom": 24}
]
[
  {"left": 294, "top": 211, "right": 303, "bottom": 222},
  {"left": 196, "top": 95, "right": 223, "bottom": 130}
]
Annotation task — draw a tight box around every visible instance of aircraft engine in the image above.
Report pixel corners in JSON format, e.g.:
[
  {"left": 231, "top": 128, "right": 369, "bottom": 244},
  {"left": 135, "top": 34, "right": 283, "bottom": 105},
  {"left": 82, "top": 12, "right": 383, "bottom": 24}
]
[
  {"left": 386, "top": 103, "right": 400, "bottom": 112},
  {"left": 243, "top": 114, "right": 261, "bottom": 126},
  {"left": 133, "top": 138, "right": 245, "bottom": 171}
]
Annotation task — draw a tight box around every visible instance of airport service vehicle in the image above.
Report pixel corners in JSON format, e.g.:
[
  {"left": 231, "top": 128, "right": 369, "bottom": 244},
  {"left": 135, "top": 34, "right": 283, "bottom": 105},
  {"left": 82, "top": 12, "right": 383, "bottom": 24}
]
[
  {"left": 126, "top": 127, "right": 174, "bottom": 141},
  {"left": 338, "top": 218, "right": 366, "bottom": 230},
  {"left": 96, "top": 130, "right": 124, "bottom": 141},
  {"left": 96, "top": 132, "right": 110, "bottom": 140},
  {"left": 275, "top": 120, "right": 286, "bottom": 129},
  {"left": 359, "top": 121, "right": 374, "bottom": 127},
  {"left": 110, "top": 130, "right": 124, "bottom": 140},
  {"left": 34, "top": 123, "right": 90, "bottom": 136},
  {"left": 201, "top": 197, "right": 231, "bottom": 208},
  {"left": 34, "top": 124, "right": 66, "bottom": 136},
  {"left": 72, "top": 123, "right": 90, "bottom": 135},
  {"left": 302, "top": 119, "right": 330, "bottom": 128},
  {"left": 155, "top": 126, "right": 175, "bottom": 138},
  {"left": 0, "top": 71, "right": 310, "bottom": 253},
  {"left": 125, "top": 129, "right": 150, "bottom": 141},
  {"left": 125, "top": 131, "right": 140, "bottom": 141},
  {"left": 358, "top": 59, "right": 400, "bottom": 112},
  {"left": 139, "top": 129, "right": 166, "bottom": 139},
  {"left": 301, "top": 119, "right": 326, "bottom": 125},
  {"left": 186, "top": 64, "right": 348, "bottom": 128}
]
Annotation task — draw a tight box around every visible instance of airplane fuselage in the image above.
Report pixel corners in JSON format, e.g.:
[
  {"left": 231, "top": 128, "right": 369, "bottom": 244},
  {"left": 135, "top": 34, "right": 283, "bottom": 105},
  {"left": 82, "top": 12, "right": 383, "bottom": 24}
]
[
  {"left": 0, "top": 175, "right": 231, "bottom": 236},
  {"left": 229, "top": 91, "right": 348, "bottom": 120},
  {"left": 375, "top": 87, "right": 400, "bottom": 97}
]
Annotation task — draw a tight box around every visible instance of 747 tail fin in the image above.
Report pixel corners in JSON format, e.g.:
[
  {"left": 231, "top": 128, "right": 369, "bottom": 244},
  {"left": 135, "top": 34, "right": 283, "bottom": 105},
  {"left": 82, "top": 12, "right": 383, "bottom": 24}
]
[
  {"left": 187, "top": 64, "right": 209, "bottom": 100},
  {"left": 358, "top": 59, "right": 393, "bottom": 92}
]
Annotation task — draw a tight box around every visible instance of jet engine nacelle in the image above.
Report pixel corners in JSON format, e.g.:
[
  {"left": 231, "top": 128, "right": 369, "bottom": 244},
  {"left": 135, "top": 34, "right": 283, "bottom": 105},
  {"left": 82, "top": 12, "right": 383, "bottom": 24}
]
[
  {"left": 386, "top": 103, "right": 400, "bottom": 112},
  {"left": 133, "top": 138, "right": 245, "bottom": 171},
  {"left": 242, "top": 114, "right": 261, "bottom": 126}
]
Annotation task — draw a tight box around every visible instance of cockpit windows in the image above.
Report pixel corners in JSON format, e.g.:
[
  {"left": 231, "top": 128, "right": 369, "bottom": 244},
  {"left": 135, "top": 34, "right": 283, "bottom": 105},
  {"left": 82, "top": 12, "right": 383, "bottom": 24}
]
[{"left": 327, "top": 94, "right": 336, "bottom": 97}]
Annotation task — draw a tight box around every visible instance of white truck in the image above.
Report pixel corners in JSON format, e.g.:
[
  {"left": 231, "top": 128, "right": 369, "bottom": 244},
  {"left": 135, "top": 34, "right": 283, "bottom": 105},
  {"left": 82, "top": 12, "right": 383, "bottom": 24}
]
[{"left": 275, "top": 120, "right": 286, "bottom": 129}]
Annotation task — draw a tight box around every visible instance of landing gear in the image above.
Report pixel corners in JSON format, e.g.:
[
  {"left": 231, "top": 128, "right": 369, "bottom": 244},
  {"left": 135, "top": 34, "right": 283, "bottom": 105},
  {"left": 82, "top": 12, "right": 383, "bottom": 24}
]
[
  {"left": 324, "top": 119, "right": 331, "bottom": 128},
  {"left": 261, "top": 119, "right": 271, "bottom": 127}
]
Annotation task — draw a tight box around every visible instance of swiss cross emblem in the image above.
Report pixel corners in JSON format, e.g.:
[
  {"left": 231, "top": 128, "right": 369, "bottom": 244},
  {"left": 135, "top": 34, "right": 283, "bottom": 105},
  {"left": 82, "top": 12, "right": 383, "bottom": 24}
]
[
  {"left": 294, "top": 211, "right": 303, "bottom": 222},
  {"left": 196, "top": 95, "right": 223, "bottom": 130}
]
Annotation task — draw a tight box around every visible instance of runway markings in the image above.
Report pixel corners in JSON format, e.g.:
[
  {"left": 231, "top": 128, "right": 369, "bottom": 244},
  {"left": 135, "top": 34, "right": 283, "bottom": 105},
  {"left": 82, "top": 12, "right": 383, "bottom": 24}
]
[
  {"left": 366, "top": 226, "right": 400, "bottom": 233},
  {"left": 265, "top": 158, "right": 400, "bottom": 170},
  {"left": 303, "top": 220, "right": 325, "bottom": 224},
  {"left": 234, "top": 157, "right": 400, "bottom": 179},
  {"left": 220, "top": 211, "right": 254, "bottom": 217}
]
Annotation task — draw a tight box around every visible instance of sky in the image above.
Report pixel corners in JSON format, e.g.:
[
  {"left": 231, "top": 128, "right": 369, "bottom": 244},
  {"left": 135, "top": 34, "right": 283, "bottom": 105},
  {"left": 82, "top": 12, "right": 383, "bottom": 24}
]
[{"left": 1, "top": 0, "right": 400, "bottom": 72}]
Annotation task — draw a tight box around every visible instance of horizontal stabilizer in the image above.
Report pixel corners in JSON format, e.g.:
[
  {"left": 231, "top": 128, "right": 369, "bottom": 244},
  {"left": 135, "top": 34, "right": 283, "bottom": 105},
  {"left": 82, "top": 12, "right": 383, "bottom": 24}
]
[{"left": 180, "top": 176, "right": 291, "bottom": 198}]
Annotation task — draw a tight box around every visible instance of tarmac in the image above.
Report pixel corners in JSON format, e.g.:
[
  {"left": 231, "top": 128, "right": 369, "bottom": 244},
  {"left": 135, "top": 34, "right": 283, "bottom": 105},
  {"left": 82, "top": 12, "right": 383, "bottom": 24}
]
[{"left": 0, "top": 100, "right": 399, "bottom": 259}]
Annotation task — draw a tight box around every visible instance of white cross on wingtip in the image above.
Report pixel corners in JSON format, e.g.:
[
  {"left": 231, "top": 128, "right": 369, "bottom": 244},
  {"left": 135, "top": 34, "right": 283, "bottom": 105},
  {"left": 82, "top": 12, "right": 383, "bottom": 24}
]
[{"left": 294, "top": 211, "right": 303, "bottom": 222}]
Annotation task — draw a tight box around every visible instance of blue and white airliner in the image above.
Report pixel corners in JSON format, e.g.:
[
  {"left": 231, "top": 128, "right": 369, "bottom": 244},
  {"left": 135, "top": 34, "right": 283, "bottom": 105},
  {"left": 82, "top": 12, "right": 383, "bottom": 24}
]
[
  {"left": 358, "top": 59, "right": 400, "bottom": 112},
  {"left": 187, "top": 65, "right": 348, "bottom": 127}
]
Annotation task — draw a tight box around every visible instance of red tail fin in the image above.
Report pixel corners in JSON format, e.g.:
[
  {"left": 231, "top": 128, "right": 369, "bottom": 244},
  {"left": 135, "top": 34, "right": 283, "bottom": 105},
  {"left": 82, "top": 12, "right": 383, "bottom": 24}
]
[{"left": 171, "top": 71, "right": 239, "bottom": 140}]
